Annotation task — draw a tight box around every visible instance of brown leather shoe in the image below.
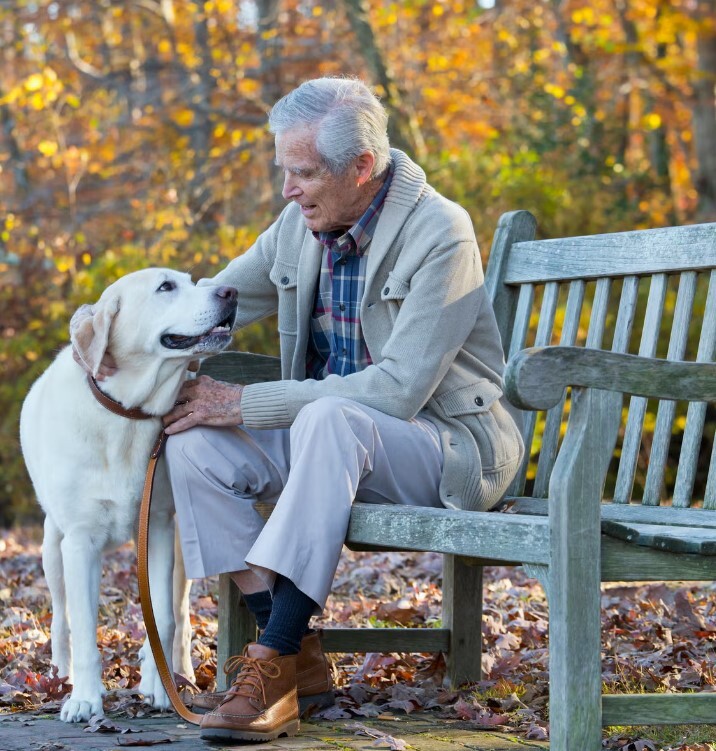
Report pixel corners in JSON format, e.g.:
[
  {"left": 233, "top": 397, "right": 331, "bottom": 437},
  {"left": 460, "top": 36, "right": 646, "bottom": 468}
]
[
  {"left": 199, "top": 643, "right": 299, "bottom": 743},
  {"left": 192, "top": 630, "right": 334, "bottom": 718}
]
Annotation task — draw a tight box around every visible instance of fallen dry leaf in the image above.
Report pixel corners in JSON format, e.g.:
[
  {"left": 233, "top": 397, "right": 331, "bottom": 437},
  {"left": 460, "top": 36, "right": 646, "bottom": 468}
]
[{"left": 115, "top": 732, "right": 175, "bottom": 746}]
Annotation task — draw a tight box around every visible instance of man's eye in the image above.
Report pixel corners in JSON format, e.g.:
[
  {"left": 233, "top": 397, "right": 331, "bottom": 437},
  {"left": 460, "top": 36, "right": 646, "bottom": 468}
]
[{"left": 157, "top": 281, "right": 175, "bottom": 292}]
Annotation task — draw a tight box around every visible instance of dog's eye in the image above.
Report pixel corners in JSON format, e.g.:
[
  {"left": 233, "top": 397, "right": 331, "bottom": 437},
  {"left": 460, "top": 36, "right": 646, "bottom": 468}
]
[{"left": 157, "top": 281, "right": 175, "bottom": 292}]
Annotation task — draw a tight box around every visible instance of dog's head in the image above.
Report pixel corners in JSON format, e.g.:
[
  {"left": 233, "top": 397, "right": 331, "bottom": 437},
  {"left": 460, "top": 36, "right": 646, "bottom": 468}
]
[{"left": 70, "top": 268, "right": 238, "bottom": 376}]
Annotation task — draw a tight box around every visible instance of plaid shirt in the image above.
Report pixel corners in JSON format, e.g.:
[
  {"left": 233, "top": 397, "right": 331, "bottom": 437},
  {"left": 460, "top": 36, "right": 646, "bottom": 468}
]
[{"left": 306, "top": 161, "right": 394, "bottom": 380}]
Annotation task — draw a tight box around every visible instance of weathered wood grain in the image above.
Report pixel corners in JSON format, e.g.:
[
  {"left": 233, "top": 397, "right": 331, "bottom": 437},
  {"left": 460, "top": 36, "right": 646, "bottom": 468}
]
[
  {"left": 217, "top": 574, "right": 256, "bottom": 690},
  {"left": 547, "top": 386, "right": 604, "bottom": 750},
  {"left": 505, "top": 496, "right": 716, "bottom": 528},
  {"left": 320, "top": 628, "right": 450, "bottom": 653},
  {"left": 602, "top": 693, "right": 716, "bottom": 725},
  {"left": 614, "top": 274, "right": 668, "bottom": 503},
  {"left": 199, "top": 351, "right": 282, "bottom": 384},
  {"left": 504, "top": 223, "right": 716, "bottom": 284},
  {"left": 345, "top": 504, "right": 549, "bottom": 564},
  {"left": 534, "top": 280, "right": 585, "bottom": 497},
  {"left": 504, "top": 346, "right": 716, "bottom": 411},
  {"left": 643, "top": 272, "right": 697, "bottom": 504},
  {"left": 484, "top": 209, "right": 537, "bottom": 352},
  {"left": 442, "top": 555, "right": 483, "bottom": 686},
  {"left": 602, "top": 520, "right": 716, "bottom": 554}
]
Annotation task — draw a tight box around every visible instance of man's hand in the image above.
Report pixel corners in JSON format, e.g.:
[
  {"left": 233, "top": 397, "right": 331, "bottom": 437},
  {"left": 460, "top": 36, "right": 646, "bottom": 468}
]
[{"left": 163, "top": 375, "right": 244, "bottom": 434}]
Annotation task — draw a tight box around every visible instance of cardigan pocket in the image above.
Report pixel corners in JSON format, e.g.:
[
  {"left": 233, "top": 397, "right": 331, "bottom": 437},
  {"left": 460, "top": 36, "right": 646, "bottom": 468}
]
[
  {"left": 436, "top": 380, "right": 503, "bottom": 416},
  {"left": 436, "top": 380, "right": 522, "bottom": 473},
  {"left": 269, "top": 260, "right": 298, "bottom": 290},
  {"left": 380, "top": 271, "right": 410, "bottom": 323},
  {"left": 269, "top": 260, "right": 299, "bottom": 336}
]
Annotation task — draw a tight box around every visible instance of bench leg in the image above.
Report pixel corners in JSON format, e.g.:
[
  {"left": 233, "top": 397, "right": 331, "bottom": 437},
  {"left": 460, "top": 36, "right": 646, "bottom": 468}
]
[
  {"left": 548, "top": 386, "right": 605, "bottom": 750},
  {"left": 217, "top": 573, "right": 257, "bottom": 690},
  {"left": 548, "top": 569, "right": 602, "bottom": 751},
  {"left": 442, "top": 554, "right": 483, "bottom": 687}
]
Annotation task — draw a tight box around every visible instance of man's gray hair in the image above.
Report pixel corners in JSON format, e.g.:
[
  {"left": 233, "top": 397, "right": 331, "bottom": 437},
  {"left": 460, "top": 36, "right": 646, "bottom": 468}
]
[{"left": 268, "top": 77, "right": 391, "bottom": 179}]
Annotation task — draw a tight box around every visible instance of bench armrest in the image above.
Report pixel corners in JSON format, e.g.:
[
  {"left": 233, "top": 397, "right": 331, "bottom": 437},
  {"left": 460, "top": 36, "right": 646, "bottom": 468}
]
[{"left": 504, "top": 346, "right": 716, "bottom": 411}]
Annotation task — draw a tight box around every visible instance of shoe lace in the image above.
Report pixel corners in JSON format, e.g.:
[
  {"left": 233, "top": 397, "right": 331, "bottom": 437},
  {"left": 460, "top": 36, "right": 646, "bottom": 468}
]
[{"left": 222, "top": 652, "right": 281, "bottom": 709}]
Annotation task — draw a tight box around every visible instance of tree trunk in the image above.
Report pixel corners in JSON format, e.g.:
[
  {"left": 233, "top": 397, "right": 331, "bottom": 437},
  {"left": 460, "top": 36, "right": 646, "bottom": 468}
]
[
  {"left": 692, "top": 0, "right": 716, "bottom": 219},
  {"left": 256, "top": 0, "right": 286, "bottom": 215},
  {"left": 341, "top": 0, "right": 426, "bottom": 161},
  {"left": 188, "top": 11, "right": 219, "bottom": 225}
]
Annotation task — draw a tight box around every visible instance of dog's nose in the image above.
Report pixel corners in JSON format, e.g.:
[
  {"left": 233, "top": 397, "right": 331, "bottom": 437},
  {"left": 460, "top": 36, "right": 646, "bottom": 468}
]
[{"left": 215, "top": 286, "right": 238, "bottom": 302}]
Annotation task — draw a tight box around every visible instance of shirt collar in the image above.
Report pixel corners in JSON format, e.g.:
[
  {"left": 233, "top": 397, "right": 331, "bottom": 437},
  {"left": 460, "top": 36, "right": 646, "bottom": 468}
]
[{"left": 314, "top": 160, "right": 394, "bottom": 257}]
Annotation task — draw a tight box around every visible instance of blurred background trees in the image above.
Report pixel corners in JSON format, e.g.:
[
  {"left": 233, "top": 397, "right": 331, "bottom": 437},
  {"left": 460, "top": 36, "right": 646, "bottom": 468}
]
[{"left": 1, "top": 0, "right": 715, "bottom": 524}]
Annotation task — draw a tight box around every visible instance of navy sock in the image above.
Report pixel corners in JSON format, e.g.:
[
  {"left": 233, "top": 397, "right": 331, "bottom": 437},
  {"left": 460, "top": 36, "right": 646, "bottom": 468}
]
[
  {"left": 242, "top": 589, "right": 273, "bottom": 632},
  {"left": 258, "top": 575, "right": 318, "bottom": 656}
]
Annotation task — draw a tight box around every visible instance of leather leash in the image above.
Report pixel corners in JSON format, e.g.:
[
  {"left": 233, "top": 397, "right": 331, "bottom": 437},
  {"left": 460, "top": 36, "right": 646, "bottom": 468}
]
[
  {"left": 138, "top": 432, "right": 203, "bottom": 725},
  {"left": 85, "top": 376, "right": 202, "bottom": 724}
]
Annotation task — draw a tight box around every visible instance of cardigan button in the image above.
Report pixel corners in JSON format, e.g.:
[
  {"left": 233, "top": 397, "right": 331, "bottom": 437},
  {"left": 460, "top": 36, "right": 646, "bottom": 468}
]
[
  {"left": 383, "top": 286, "right": 390, "bottom": 295},
  {"left": 280, "top": 275, "right": 289, "bottom": 285},
  {"left": 474, "top": 396, "right": 484, "bottom": 406}
]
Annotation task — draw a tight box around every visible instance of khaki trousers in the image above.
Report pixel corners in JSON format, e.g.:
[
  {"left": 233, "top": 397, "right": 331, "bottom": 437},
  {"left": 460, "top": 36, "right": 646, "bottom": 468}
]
[{"left": 165, "top": 396, "right": 443, "bottom": 610}]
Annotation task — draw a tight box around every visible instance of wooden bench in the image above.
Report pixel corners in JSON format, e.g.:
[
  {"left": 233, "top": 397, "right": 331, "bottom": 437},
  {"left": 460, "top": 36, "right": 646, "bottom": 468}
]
[{"left": 200, "top": 211, "right": 716, "bottom": 750}]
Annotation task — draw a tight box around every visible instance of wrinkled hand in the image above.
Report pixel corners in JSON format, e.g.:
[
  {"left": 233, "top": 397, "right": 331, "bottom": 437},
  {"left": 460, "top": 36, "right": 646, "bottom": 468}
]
[
  {"left": 71, "top": 346, "right": 118, "bottom": 380},
  {"left": 163, "top": 375, "right": 244, "bottom": 434}
]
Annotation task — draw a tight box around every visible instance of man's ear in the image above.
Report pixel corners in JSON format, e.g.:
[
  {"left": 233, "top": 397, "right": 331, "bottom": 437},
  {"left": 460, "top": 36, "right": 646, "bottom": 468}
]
[
  {"left": 355, "top": 151, "right": 376, "bottom": 186},
  {"left": 70, "top": 296, "right": 120, "bottom": 377}
]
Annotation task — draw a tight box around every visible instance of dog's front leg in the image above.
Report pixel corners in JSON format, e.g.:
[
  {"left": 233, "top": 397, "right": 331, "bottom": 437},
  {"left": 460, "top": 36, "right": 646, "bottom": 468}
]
[
  {"left": 173, "top": 531, "right": 195, "bottom": 682},
  {"left": 42, "top": 516, "right": 72, "bottom": 681},
  {"left": 59, "top": 533, "right": 105, "bottom": 723},
  {"left": 137, "top": 494, "right": 176, "bottom": 712}
]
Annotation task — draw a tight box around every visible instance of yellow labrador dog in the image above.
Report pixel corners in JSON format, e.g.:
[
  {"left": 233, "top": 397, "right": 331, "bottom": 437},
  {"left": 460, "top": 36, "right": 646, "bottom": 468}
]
[{"left": 20, "top": 268, "right": 237, "bottom": 723}]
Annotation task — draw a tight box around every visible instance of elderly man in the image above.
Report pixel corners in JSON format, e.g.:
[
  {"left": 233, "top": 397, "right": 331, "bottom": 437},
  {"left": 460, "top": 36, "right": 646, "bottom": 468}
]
[{"left": 161, "top": 77, "right": 524, "bottom": 743}]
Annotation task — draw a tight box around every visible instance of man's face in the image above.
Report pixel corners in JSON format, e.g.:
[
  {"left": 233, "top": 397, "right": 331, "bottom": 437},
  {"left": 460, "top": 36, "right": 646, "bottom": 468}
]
[{"left": 275, "top": 127, "right": 367, "bottom": 233}]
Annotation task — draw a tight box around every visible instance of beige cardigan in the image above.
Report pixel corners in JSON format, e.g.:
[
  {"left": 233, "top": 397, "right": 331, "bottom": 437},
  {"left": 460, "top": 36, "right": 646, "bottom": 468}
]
[{"left": 206, "top": 149, "right": 524, "bottom": 511}]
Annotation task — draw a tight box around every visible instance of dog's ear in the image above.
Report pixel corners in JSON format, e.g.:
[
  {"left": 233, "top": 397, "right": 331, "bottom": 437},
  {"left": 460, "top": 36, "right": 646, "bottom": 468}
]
[{"left": 70, "top": 296, "right": 120, "bottom": 377}]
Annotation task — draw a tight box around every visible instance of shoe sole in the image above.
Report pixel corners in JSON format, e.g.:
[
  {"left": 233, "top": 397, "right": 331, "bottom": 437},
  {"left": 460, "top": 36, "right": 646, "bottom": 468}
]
[
  {"left": 199, "top": 719, "right": 300, "bottom": 742},
  {"left": 193, "top": 691, "right": 335, "bottom": 719}
]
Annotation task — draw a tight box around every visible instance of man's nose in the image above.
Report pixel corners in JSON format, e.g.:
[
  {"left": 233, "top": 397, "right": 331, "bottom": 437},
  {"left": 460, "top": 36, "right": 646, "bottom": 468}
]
[{"left": 282, "top": 173, "right": 300, "bottom": 201}]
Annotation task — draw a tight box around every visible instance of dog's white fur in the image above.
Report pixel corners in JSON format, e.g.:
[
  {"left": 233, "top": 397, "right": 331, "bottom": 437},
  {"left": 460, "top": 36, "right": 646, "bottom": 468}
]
[{"left": 20, "top": 268, "right": 237, "bottom": 723}]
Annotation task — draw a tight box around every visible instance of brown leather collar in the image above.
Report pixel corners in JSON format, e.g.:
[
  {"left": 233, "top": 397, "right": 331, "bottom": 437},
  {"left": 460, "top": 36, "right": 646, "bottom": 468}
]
[{"left": 86, "top": 375, "right": 155, "bottom": 420}]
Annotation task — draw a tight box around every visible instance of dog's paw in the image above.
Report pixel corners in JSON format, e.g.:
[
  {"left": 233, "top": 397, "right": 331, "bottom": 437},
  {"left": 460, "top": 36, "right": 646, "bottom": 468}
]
[
  {"left": 60, "top": 692, "right": 104, "bottom": 723},
  {"left": 138, "top": 671, "right": 172, "bottom": 711}
]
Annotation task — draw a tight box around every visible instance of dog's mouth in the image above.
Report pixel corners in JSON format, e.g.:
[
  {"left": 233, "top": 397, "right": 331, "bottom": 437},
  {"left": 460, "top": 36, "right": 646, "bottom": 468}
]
[{"left": 160, "top": 311, "right": 235, "bottom": 350}]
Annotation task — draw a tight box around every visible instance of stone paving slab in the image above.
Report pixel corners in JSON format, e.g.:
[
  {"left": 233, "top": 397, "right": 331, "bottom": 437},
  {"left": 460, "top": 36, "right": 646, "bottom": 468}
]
[{"left": 0, "top": 711, "right": 549, "bottom": 751}]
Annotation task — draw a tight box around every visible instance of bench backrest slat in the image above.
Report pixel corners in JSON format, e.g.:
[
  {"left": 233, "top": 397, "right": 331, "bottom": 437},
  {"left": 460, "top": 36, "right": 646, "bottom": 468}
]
[
  {"left": 614, "top": 274, "right": 668, "bottom": 503},
  {"left": 586, "top": 278, "right": 612, "bottom": 349},
  {"left": 505, "top": 284, "right": 536, "bottom": 495},
  {"left": 510, "top": 281, "right": 559, "bottom": 495},
  {"left": 704, "top": 444, "right": 716, "bottom": 510},
  {"left": 612, "top": 276, "right": 640, "bottom": 354},
  {"left": 643, "top": 272, "right": 698, "bottom": 505},
  {"left": 507, "top": 283, "right": 534, "bottom": 360},
  {"left": 504, "top": 224, "right": 716, "bottom": 284},
  {"left": 533, "top": 281, "right": 586, "bottom": 497},
  {"left": 686, "top": 270, "right": 716, "bottom": 509}
]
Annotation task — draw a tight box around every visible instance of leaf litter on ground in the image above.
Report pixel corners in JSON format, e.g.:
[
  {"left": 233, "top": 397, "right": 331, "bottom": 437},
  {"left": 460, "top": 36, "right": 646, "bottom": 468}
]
[{"left": 1, "top": 528, "right": 715, "bottom": 750}]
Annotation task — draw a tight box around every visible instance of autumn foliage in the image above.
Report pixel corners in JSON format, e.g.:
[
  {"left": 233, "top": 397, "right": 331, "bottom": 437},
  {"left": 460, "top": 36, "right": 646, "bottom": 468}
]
[{"left": 1, "top": 0, "right": 715, "bottom": 520}]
